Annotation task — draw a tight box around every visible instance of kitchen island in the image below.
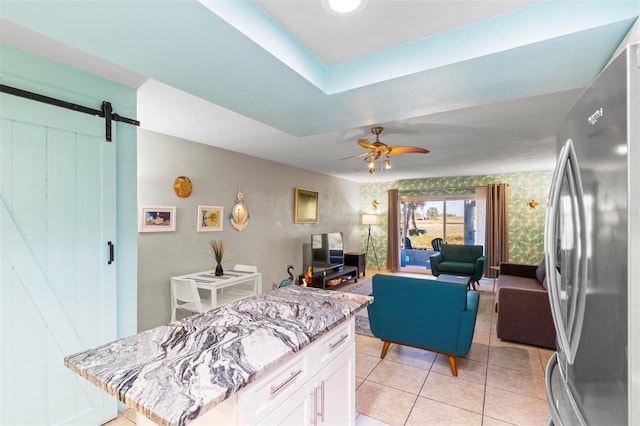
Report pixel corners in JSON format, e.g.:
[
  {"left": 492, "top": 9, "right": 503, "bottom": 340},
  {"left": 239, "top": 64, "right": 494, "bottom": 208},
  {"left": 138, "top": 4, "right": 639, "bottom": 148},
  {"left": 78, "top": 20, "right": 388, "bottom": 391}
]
[{"left": 65, "top": 286, "right": 372, "bottom": 426}]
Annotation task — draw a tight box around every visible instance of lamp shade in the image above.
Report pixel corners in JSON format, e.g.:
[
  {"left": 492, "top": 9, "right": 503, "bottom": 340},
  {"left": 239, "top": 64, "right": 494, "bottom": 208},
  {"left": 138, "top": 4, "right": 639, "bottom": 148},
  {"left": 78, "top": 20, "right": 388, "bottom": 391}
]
[{"left": 362, "top": 214, "right": 378, "bottom": 225}]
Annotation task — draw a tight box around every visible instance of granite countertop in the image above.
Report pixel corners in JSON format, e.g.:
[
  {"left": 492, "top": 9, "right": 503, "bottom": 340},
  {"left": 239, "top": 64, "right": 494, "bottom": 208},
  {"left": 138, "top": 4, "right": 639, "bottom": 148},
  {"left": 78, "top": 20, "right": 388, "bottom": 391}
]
[{"left": 64, "top": 286, "right": 372, "bottom": 426}]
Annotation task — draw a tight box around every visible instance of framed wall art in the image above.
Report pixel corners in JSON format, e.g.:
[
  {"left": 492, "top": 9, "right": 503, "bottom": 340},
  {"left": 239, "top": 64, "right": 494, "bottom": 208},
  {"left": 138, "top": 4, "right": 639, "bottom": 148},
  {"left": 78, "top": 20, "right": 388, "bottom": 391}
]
[
  {"left": 138, "top": 205, "right": 176, "bottom": 232},
  {"left": 294, "top": 188, "right": 319, "bottom": 224},
  {"left": 197, "top": 205, "right": 224, "bottom": 232}
]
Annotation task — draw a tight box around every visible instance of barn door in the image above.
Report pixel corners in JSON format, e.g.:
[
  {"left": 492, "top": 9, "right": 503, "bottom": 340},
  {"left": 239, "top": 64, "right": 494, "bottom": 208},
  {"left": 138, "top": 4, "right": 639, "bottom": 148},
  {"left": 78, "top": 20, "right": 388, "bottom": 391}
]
[{"left": 0, "top": 93, "right": 117, "bottom": 425}]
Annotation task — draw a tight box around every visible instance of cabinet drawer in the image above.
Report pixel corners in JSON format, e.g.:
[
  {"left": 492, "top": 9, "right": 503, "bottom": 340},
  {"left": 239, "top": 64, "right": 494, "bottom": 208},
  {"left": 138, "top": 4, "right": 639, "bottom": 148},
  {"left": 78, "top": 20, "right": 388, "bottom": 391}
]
[
  {"left": 315, "top": 319, "right": 355, "bottom": 368},
  {"left": 239, "top": 350, "right": 313, "bottom": 424}
]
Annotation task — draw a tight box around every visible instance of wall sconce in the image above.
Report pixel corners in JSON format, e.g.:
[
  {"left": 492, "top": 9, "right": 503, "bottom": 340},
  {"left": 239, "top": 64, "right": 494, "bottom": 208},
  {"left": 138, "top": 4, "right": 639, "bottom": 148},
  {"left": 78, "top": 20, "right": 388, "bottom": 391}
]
[
  {"left": 528, "top": 200, "right": 539, "bottom": 209},
  {"left": 371, "top": 200, "right": 378, "bottom": 214}
]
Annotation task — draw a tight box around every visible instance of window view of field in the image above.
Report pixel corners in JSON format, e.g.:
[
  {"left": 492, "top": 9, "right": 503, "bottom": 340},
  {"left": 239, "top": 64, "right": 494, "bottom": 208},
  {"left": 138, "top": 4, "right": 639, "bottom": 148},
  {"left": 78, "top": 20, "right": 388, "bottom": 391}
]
[{"left": 401, "top": 200, "right": 467, "bottom": 249}]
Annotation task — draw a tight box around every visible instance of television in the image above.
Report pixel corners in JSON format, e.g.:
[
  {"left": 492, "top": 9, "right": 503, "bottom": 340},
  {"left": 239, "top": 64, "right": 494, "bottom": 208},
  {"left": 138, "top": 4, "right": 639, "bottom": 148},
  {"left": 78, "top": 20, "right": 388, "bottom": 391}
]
[{"left": 311, "top": 232, "right": 344, "bottom": 275}]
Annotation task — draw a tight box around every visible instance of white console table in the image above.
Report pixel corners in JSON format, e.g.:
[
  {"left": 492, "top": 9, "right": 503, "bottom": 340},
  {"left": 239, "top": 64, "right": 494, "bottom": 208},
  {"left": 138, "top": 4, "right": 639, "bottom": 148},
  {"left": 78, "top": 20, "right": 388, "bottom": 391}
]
[{"left": 172, "top": 269, "right": 262, "bottom": 308}]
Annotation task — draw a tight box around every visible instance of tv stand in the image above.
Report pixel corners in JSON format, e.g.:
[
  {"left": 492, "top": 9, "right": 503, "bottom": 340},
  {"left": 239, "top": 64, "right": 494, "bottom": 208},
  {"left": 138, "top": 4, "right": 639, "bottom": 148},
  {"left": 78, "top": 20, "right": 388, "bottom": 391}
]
[{"left": 309, "top": 265, "right": 358, "bottom": 290}]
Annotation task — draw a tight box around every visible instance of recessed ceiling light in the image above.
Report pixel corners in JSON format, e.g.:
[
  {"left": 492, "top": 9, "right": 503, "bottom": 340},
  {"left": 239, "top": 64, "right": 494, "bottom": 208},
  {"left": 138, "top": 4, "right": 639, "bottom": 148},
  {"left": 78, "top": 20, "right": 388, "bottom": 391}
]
[{"left": 322, "top": 0, "right": 367, "bottom": 16}]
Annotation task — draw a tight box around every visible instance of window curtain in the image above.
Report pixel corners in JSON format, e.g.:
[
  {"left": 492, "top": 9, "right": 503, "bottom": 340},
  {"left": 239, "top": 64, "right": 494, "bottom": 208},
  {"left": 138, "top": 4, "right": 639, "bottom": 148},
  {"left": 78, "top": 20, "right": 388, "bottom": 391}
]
[
  {"left": 485, "top": 183, "right": 508, "bottom": 278},
  {"left": 387, "top": 189, "right": 399, "bottom": 272},
  {"left": 474, "top": 186, "right": 487, "bottom": 246}
]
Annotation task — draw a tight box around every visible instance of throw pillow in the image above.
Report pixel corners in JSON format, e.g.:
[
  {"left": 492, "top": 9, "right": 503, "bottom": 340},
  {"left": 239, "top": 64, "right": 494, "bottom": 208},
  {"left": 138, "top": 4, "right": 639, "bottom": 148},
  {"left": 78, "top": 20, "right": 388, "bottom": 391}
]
[{"left": 536, "top": 258, "right": 546, "bottom": 284}]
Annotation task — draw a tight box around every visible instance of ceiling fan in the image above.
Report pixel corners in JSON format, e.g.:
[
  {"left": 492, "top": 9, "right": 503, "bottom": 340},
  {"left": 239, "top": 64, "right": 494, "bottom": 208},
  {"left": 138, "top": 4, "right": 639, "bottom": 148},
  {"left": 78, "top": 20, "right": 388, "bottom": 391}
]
[{"left": 340, "top": 126, "right": 430, "bottom": 174}]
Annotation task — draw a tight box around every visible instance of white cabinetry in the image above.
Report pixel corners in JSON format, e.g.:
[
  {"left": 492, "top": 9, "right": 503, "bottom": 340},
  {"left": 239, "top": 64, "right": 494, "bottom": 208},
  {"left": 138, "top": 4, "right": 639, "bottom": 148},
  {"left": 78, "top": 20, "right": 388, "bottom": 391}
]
[
  {"left": 256, "top": 380, "right": 315, "bottom": 425},
  {"left": 258, "top": 348, "right": 355, "bottom": 426},
  {"left": 239, "top": 348, "right": 315, "bottom": 423},
  {"left": 137, "top": 318, "right": 356, "bottom": 426},
  {"left": 313, "top": 348, "right": 355, "bottom": 426},
  {"left": 240, "top": 319, "right": 356, "bottom": 426}
]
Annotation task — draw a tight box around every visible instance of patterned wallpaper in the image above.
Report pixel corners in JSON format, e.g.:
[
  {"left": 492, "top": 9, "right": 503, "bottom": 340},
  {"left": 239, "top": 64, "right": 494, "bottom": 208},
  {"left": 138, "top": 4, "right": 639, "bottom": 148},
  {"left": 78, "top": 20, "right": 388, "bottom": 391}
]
[{"left": 360, "top": 171, "right": 552, "bottom": 268}]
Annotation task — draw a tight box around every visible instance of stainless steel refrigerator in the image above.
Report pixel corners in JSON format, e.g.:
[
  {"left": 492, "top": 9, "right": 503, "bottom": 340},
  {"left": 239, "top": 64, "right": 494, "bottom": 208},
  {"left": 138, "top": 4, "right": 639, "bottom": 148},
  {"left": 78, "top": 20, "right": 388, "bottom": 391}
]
[{"left": 544, "top": 42, "right": 639, "bottom": 425}]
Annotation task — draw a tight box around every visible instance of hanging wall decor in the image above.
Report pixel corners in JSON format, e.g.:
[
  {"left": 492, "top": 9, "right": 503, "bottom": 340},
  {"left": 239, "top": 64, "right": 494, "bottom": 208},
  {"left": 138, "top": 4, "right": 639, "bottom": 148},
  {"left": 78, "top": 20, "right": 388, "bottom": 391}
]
[
  {"left": 197, "top": 205, "right": 223, "bottom": 232},
  {"left": 229, "top": 192, "right": 250, "bottom": 231},
  {"left": 138, "top": 205, "right": 176, "bottom": 232},
  {"left": 294, "top": 187, "right": 319, "bottom": 223},
  {"left": 173, "top": 176, "right": 192, "bottom": 198}
]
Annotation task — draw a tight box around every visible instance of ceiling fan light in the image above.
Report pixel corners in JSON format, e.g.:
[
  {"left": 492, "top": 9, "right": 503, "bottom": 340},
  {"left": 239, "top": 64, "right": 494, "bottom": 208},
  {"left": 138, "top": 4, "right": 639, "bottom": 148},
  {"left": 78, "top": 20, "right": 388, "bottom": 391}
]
[{"left": 344, "top": 126, "right": 427, "bottom": 175}]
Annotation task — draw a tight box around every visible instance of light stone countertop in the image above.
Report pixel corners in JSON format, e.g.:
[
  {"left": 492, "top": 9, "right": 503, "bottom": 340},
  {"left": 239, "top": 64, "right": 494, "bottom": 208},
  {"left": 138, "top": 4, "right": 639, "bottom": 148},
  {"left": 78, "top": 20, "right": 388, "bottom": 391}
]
[{"left": 64, "top": 286, "right": 372, "bottom": 426}]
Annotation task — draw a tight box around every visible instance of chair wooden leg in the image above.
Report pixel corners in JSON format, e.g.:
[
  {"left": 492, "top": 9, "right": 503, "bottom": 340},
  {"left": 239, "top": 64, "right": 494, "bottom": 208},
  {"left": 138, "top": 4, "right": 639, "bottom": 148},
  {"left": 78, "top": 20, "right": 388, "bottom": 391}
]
[
  {"left": 447, "top": 355, "right": 458, "bottom": 376},
  {"left": 380, "top": 341, "right": 391, "bottom": 359}
]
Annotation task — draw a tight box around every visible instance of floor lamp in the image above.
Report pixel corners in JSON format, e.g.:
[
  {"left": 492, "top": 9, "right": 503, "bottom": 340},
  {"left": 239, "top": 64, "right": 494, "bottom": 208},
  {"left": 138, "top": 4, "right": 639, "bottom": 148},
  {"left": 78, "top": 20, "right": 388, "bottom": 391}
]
[{"left": 362, "top": 214, "right": 381, "bottom": 271}]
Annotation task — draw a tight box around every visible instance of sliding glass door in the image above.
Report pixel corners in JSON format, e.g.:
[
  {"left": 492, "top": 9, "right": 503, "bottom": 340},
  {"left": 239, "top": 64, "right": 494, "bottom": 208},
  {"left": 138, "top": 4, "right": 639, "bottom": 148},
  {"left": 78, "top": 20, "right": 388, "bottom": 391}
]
[{"left": 399, "top": 195, "right": 481, "bottom": 271}]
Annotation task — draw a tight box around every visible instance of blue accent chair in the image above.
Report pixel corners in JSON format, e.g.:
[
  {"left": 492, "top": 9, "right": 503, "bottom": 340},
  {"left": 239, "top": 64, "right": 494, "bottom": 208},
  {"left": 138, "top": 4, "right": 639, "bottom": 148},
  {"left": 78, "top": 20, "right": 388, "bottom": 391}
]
[
  {"left": 430, "top": 244, "right": 486, "bottom": 290},
  {"left": 367, "top": 274, "right": 479, "bottom": 376}
]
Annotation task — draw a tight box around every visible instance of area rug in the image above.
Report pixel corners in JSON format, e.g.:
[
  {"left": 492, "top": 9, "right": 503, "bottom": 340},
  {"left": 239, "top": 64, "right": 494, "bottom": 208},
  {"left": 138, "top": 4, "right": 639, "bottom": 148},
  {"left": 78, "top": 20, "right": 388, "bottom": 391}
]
[
  {"left": 338, "top": 278, "right": 373, "bottom": 337},
  {"left": 339, "top": 278, "right": 372, "bottom": 295}
]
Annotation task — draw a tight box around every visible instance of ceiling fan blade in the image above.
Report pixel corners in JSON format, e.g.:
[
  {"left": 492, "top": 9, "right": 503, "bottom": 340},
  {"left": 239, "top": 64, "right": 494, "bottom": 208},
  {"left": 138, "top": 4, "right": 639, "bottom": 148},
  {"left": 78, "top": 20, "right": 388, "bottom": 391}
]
[
  {"left": 340, "top": 151, "right": 370, "bottom": 160},
  {"left": 357, "top": 138, "right": 377, "bottom": 150},
  {"left": 387, "top": 146, "right": 430, "bottom": 155}
]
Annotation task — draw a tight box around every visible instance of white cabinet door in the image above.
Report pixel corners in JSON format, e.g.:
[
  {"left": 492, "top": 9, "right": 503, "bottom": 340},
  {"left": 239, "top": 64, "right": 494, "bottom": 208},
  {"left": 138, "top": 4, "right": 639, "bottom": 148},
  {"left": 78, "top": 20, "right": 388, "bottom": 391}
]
[
  {"left": 257, "top": 380, "right": 315, "bottom": 426},
  {"left": 314, "top": 344, "right": 356, "bottom": 426}
]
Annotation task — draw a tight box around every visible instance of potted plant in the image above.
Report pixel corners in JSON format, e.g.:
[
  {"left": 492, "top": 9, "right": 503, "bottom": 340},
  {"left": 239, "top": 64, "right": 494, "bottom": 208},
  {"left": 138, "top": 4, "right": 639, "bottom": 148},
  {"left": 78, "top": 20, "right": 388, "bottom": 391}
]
[{"left": 209, "top": 239, "right": 225, "bottom": 276}]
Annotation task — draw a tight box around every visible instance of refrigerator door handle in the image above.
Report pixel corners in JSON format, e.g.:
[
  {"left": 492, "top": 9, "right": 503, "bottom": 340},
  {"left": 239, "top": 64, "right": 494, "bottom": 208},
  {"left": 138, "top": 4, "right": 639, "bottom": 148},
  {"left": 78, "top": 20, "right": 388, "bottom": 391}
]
[
  {"left": 546, "top": 351, "right": 588, "bottom": 426},
  {"left": 545, "top": 139, "right": 588, "bottom": 364},
  {"left": 545, "top": 352, "right": 563, "bottom": 426},
  {"left": 546, "top": 141, "right": 572, "bottom": 357},
  {"left": 566, "top": 141, "right": 588, "bottom": 365}
]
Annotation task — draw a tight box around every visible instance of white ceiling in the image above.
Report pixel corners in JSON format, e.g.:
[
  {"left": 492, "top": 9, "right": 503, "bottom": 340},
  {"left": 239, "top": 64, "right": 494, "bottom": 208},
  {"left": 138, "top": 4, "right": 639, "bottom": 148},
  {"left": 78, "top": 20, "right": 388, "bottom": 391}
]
[
  {"left": 255, "top": 0, "right": 541, "bottom": 65},
  {"left": 1, "top": 1, "right": 638, "bottom": 182}
]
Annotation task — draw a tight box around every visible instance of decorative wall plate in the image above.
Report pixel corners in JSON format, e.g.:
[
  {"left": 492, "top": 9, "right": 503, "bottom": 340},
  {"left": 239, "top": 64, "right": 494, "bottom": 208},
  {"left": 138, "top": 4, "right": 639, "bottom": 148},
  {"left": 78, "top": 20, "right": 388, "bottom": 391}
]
[{"left": 173, "top": 176, "right": 192, "bottom": 198}]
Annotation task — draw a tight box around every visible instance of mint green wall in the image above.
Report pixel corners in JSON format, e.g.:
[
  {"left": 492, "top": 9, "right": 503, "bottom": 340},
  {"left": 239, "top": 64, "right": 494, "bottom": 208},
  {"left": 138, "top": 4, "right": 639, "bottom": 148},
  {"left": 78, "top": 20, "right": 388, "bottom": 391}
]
[
  {"left": 0, "top": 44, "right": 138, "bottom": 338},
  {"left": 115, "top": 123, "right": 138, "bottom": 338},
  {"left": 360, "top": 171, "right": 553, "bottom": 268}
]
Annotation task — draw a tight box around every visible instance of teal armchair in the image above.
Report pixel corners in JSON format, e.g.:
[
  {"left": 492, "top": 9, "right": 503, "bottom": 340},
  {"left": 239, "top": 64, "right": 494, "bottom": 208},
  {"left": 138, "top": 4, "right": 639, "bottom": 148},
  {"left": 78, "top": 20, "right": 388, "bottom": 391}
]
[
  {"left": 430, "top": 244, "right": 486, "bottom": 288},
  {"left": 367, "top": 274, "right": 479, "bottom": 376}
]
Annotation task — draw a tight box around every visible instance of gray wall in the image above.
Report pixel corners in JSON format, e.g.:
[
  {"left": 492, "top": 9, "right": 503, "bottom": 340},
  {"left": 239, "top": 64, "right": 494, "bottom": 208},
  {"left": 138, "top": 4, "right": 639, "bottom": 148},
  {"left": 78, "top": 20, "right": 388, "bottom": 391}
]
[{"left": 137, "top": 129, "right": 361, "bottom": 331}]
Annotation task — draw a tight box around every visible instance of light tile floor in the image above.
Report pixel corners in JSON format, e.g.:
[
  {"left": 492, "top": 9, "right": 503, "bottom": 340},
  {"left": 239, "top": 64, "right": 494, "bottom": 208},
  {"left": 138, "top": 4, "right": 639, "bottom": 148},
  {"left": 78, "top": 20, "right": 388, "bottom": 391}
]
[
  {"left": 107, "top": 277, "right": 552, "bottom": 426},
  {"left": 354, "top": 277, "right": 552, "bottom": 426}
]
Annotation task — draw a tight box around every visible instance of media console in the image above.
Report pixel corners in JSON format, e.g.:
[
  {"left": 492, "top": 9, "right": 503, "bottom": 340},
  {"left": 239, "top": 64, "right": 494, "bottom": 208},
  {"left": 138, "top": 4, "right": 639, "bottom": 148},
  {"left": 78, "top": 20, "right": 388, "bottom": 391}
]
[
  {"left": 344, "top": 252, "right": 366, "bottom": 278},
  {"left": 308, "top": 265, "right": 358, "bottom": 290}
]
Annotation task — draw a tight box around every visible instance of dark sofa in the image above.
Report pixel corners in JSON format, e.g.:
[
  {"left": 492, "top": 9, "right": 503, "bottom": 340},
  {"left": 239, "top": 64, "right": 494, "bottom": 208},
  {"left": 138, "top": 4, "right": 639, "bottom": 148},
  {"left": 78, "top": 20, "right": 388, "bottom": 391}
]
[{"left": 494, "top": 259, "right": 556, "bottom": 349}]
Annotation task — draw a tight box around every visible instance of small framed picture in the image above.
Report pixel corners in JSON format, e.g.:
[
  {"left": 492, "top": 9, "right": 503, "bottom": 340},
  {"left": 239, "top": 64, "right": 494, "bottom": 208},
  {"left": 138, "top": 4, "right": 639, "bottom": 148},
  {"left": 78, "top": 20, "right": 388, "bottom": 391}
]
[
  {"left": 197, "top": 205, "right": 224, "bottom": 232},
  {"left": 139, "top": 205, "right": 176, "bottom": 232},
  {"left": 294, "top": 187, "right": 319, "bottom": 224}
]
